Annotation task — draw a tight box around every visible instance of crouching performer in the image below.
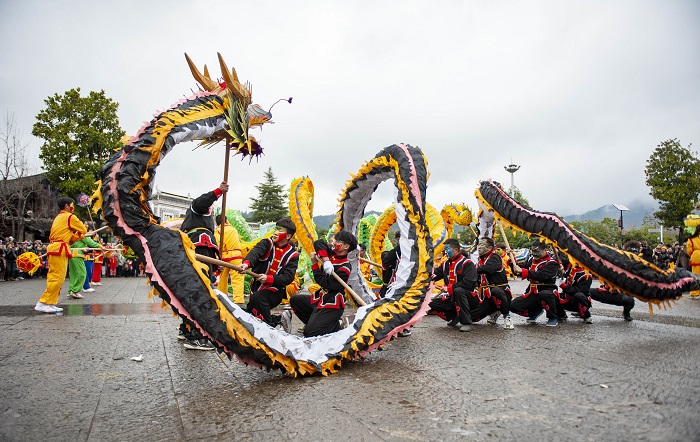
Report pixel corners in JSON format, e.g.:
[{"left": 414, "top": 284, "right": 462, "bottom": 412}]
[
  {"left": 557, "top": 256, "right": 593, "bottom": 323},
  {"left": 428, "top": 238, "right": 479, "bottom": 332},
  {"left": 476, "top": 237, "right": 514, "bottom": 329},
  {"left": 510, "top": 238, "right": 560, "bottom": 327},
  {"left": 588, "top": 240, "right": 638, "bottom": 321},
  {"left": 240, "top": 218, "right": 299, "bottom": 328},
  {"left": 287, "top": 231, "right": 357, "bottom": 337}
]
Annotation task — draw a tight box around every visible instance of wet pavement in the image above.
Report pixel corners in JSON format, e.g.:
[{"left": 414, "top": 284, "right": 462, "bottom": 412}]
[{"left": 1, "top": 276, "right": 699, "bottom": 441}]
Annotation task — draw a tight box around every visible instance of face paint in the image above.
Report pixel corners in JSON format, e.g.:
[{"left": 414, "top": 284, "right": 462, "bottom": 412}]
[
  {"left": 477, "top": 240, "right": 490, "bottom": 257},
  {"left": 530, "top": 247, "right": 545, "bottom": 258},
  {"left": 445, "top": 247, "right": 454, "bottom": 259},
  {"left": 333, "top": 242, "right": 344, "bottom": 253},
  {"left": 273, "top": 229, "right": 288, "bottom": 243},
  {"left": 69, "top": 203, "right": 75, "bottom": 213}
]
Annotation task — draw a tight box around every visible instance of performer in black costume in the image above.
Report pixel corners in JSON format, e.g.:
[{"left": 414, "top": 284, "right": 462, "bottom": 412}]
[
  {"left": 287, "top": 231, "right": 357, "bottom": 337},
  {"left": 239, "top": 218, "right": 299, "bottom": 327},
  {"left": 510, "top": 239, "right": 560, "bottom": 327},
  {"left": 380, "top": 230, "right": 401, "bottom": 297},
  {"left": 587, "top": 240, "right": 638, "bottom": 321},
  {"left": 557, "top": 255, "right": 593, "bottom": 323},
  {"left": 178, "top": 181, "right": 228, "bottom": 350},
  {"left": 428, "top": 238, "right": 479, "bottom": 332},
  {"left": 476, "top": 237, "right": 514, "bottom": 330},
  {"left": 380, "top": 230, "right": 412, "bottom": 336}
]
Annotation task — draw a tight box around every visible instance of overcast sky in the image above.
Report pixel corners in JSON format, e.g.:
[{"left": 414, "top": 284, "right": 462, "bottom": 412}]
[{"left": 1, "top": 1, "right": 698, "bottom": 219}]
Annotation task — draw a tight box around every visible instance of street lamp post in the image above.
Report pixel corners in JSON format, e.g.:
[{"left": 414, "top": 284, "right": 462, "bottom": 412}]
[
  {"left": 504, "top": 163, "right": 521, "bottom": 195},
  {"left": 613, "top": 204, "right": 629, "bottom": 245}
]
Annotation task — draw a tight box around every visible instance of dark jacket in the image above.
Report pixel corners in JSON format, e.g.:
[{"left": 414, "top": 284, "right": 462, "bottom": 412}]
[
  {"left": 433, "top": 254, "right": 478, "bottom": 295},
  {"left": 243, "top": 238, "right": 299, "bottom": 293}
]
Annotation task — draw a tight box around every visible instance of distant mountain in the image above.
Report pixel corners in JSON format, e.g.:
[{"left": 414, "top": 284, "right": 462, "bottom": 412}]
[
  {"left": 242, "top": 211, "right": 377, "bottom": 230},
  {"left": 313, "top": 214, "right": 338, "bottom": 230},
  {"left": 312, "top": 210, "right": 383, "bottom": 230},
  {"left": 563, "top": 200, "right": 658, "bottom": 228}
]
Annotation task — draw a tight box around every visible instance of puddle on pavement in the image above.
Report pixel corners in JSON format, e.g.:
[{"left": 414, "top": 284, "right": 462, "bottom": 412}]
[{"left": 1, "top": 303, "right": 167, "bottom": 317}]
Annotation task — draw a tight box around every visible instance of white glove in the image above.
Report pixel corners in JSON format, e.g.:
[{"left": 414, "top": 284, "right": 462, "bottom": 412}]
[{"left": 323, "top": 260, "right": 334, "bottom": 275}]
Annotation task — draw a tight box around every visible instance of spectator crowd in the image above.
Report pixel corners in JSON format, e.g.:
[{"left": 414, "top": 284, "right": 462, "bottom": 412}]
[{"left": 0, "top": 235, "right": 145, "bottom": 282}]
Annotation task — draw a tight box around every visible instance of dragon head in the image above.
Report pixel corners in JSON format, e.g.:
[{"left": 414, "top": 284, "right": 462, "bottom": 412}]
[{"left": 184, "top": 53, "right": 291, "bottom": 160}]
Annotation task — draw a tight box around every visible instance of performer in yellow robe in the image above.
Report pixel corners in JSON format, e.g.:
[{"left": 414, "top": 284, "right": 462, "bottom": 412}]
[
  {"left": 495, "top": 242, "right": 514, "bottom": 279},
  {"left": 684, "top": 214, "right": 700, "bottom": 298},
  {"left": 215, "top": 218, "right": 245, "bottom": 304},
  {"left": 35, "top": 197, "right": 87, "bottom": 313}
]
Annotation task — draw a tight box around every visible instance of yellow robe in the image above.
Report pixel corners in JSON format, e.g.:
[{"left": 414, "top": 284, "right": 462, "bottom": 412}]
[
  {"left": 39, "top": 210, "right": 87, "bottom": 305},
  {"left": 687, "top": 236, "right": 700, "bottom": 297},
  {"left": 215, "top": 222, "right": 245, "bottom": 303}
]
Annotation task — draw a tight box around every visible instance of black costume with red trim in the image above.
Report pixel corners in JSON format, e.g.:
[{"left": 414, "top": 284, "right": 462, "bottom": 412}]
[
  {"left": 178, "top": 187, "right": 223, "bottom": 340},
  {"left": 558, "top": 261, "right": 592, "bottom": 319},
  {"left": 244, "top": 238, "right": 299, "bottom": 326},
  {"left": 476, "top": 249, "right": 513, "bottom": 318},
  {"left": 510, "top": 253, "right": 559, "bottom": 320},
  {"left": 427, "top": 253, "right": 479, "bottom": 325},
  {"left": 290, "top": 239, "right": 351, "bottom": 337},
  {"left": 181, "top": 188, "right": 222, "bottom": 264},
  {"left": 588, "top": 283, "right": 635, "bottom": 318},
  {"left": 379, "top": 245, "right": 400, "bottom": 297}
]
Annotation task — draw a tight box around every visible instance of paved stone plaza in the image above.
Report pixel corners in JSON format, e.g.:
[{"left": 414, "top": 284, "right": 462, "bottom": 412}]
[{"left": 1, "top": 276, "right": 698, "bottom": 441}]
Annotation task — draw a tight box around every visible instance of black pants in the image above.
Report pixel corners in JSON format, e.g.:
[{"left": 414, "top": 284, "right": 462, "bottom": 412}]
[
  {"left": 589, "top": 288, "right": 635, "bottom": 315},
  {"left": 510, "top": 289, "right": 558, "bottom": 319},
  {"left": 178, "top": 246, "right": 217, "bottom": 341},
  {"left": 429, "top": 287, "right": 494, "bottom": 324},
  {"left": 557, "top": 291, "right": 592, "bottom": 319},
  {"left": 290, "top": 294, "right": 343, "bottom": 337},
  {"left": 247, "top": 288, "right": 286, "bottom": 326},
  {"left": 487, "top": 287, "right": 512, "bottom": 317}
]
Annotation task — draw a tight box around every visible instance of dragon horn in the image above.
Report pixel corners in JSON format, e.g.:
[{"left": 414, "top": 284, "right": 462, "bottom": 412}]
[
  {"left": 184, "top": 53, "right": 218, "bottom": 92},
  {"left": 217, "top": 52, "right": 240, "bottom": 83},
  {"left": 217, "top": 52, "right": 250, "bottom": 102}
]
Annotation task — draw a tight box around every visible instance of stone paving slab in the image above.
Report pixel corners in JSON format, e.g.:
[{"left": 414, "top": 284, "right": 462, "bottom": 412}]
[{"left": 0, "top": 276, "right": 699, "bottom": 441}]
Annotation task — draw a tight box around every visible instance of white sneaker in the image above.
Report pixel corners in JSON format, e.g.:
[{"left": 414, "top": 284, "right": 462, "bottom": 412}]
[
  {"left": 92, "top": 282, "right": 102, "bottom": 286},
  {"left": 68, "top": 292, "right": 84, "bottom": 299},
  {"left": 34, "top": 302, "right": 53, "bottom": 313},
  {"left": 281, "top": 310, "right": 292, "bottom": 334},
  {"left": 502, "top": 316, "right": 514, "bottom": 330},
  {"left": 82, "top": 288, "right": 95, "bottom": 293},
  {"left": 35, "top": 302, "right": 61, "bottom": 313}
]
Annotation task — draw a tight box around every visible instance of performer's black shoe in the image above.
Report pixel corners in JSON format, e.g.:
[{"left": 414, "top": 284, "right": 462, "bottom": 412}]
[
  {"left": 398, "top": 327, "right": 412, "bottom": 337},
  {"left": 184, "top": 339, "right": 215, "bottom": 351},
  {"left": 623, "top": 308, "right": 633, "bottom": 321}
]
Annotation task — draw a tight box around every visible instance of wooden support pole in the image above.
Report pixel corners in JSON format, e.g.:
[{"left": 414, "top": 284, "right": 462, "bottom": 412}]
[
  {"left": 219, "top": 137, "right": 232, "bottom": 252},
  {"left": 359, "top": 257, "right": 383, "bottom": 270},
  {"left": 497, "top": 221, "right": 518, "bottom": 264},
  {"left": 195, "top": 253, "right": 260, "bottom": 279},
  {"left": 331, "top": 272, "right": 367, "bottom": 307}
]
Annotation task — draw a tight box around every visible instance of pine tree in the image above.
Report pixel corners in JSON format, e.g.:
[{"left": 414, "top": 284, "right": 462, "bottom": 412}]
[{"left": 249, "top": 167, "right": 288, "bottom": 222}]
